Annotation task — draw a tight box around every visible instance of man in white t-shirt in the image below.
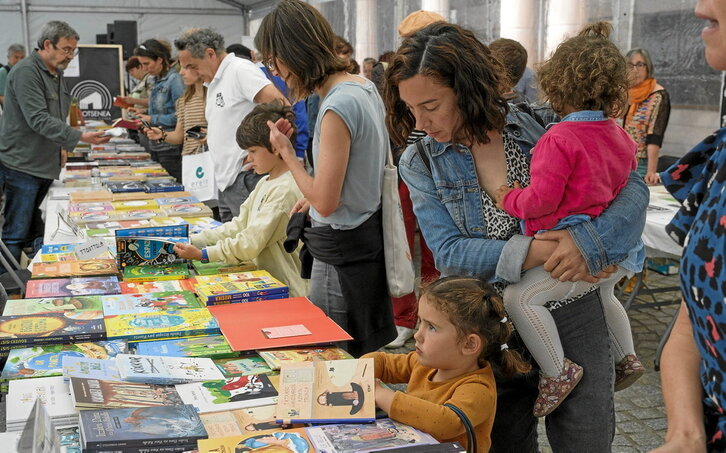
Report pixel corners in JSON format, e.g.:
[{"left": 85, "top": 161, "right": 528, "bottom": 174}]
[{"left": 174, "top": 28, "right": 287, "bottom": 221}]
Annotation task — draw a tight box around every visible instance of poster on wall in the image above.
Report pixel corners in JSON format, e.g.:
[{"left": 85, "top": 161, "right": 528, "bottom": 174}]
[{"left": 63, "top": 44, "right": 125, "bottom": 122}]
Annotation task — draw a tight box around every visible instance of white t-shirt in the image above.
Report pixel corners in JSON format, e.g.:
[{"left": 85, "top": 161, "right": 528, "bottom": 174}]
[{"left": 206, "top": 54, "right": 271, "bottom": 191}]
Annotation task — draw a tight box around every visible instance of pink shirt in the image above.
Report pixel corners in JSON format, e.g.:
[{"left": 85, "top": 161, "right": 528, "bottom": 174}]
[{"left": 502, "top": 119, "right": 637, "bottom": 236}]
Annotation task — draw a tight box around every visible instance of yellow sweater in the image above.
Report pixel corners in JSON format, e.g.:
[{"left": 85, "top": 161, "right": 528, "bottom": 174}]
[
  {"left": 362, "top": 351, "right": 496, "bottom": 453},
  {"left": 191, "top": 171, "right": 309, "bottom": 298}
]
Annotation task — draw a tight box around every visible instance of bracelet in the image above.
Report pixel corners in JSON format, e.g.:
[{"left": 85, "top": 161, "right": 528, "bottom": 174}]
[{"left": 159, "top": 129, "right": 167, "bottom": 142}]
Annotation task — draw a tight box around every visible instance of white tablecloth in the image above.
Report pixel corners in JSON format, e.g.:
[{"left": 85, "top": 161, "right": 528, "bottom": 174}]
[{"left": 643, "top": 185, "right": 682, "bottom": 258}]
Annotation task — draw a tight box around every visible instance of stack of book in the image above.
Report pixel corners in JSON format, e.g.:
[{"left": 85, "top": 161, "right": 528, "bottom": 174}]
[{"left": 186, "top": 270, "right": 289, "bottom": 305}]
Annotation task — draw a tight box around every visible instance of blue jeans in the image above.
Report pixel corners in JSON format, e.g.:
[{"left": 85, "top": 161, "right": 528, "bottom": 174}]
[
  {"left": 490, "top": 290, "right": 615, "bottom": 452},
  {"left": 0, "top": 163, "right": 53, "bottom": 272}
]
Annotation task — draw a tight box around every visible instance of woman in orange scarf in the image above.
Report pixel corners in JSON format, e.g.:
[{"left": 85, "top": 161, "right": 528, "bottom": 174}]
[{"left": 623, "top": 48, "right": 671, "bottom": 185}]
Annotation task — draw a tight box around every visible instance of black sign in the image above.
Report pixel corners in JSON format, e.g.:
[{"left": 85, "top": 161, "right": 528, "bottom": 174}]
[{"left": 63, "top": 45, "right": 124, "bottom": 123}]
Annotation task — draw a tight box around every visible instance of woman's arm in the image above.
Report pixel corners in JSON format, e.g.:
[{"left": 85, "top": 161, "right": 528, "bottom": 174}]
[
  {"left": 145, "top": 121, "right": 184, "bottom": 145},
  {"left": 652, "top": 301, "right": 707, "bottom": 452},
  {"left": 645, "top": 143, "right": 662, "bottom": 185}
]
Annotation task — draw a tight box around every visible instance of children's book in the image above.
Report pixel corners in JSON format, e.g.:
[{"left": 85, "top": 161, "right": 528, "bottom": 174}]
[
  {"left": 155, "top": 196, "right": 201, "bottom": 206},
  {"left": 162, "top": 203, "right": 214, "bottom": 218},
  {"left": 149, "top": 216, "right": 188, "bottom": 227},
  {"left": 25, "top": 277, "right": 121, "bottom": 298},
  {"left": 78, "top": 404, "right": 207, "bottom": 449},
  {"left": 116, "top": 237, "right": 188, "bottom": 267},
  {"left": 83, "top": 219, "right": 152, "bottom": 231},
  {"left": 175, "top": 375, "right": 278, "bottom": 414},
  {"left": 68, "top": 202, "right": 114, "bottom": 213},
  {"left": 197, "top": 428, "right": 312, "bottom": 453},
  {"left": 119, "top": 280, "right": 186, "bottom": 294},
  {"left": 69, "top": 190, "right": 113, "bottom": 203},
  {"left": 122, "top": 263, "right": 191, "bottom": 282},
  {"left": 185, "top": 217, "right": 223, "bottom": 234},
  {"left": 191, "top": 260, "right": 257, "bottom": 276},
  {"left": 1, "top": 340, "right": 127, "bottom": 380},
  {"left": 115, "top": 209, "right": 162, "bottom": 221},
  {"left": 103, "top": 308, "right": 220, "bottom": 342},
  {"left": 111, "top": 200, "right": 159, "bottom": 211},
  {"left": 190, "top": 271, "right": 289, "bottom": 305},
  {"left": 106, "top": 181, "right": 148, "bottom": 193},
  {"left": 199, "top": 405, "right": 279, "bottom": 438},
  {"left": 276, "top": 358, "right": 375, "bottom": 424},
  {"left": 70, "top": 377, "right": 184, "bottom": 408},
  {"left": 207, "top": 298, "right": 352, "bottom": 352},
  {"left": 0, "top": 312, "right": 107, "bottom": 348},
  {"left": 100, "top": 291, "right": 202, "bottom": 315},
  {"left": 2, "top": 296, "right": 103, "bottom": 316},
  {"left": 305, "top": 418, "right": 439, "bottom": 453},
  {"left": 145, "top": 181, "right": 184, "bottom": 193},
  {"left": 6, "top": 377, "right": 76, "bottom": 432},
  {"left": 62, "top": 356, "right": 121, "bottom": 382},
  {"left": 31, "top": 259, "right": 119, "bottom": 279},
  {"left": 257, "top": 347, "right": 354, "bottom": 371},
  {"left": 133, "top": 335, "right": 237, "bottom": 359},
  {"left": 214, "top": 355, "right": 273, "bottom": 377},
  {"left": 116, "top": 354, "right": 224, "bottom": 385}
]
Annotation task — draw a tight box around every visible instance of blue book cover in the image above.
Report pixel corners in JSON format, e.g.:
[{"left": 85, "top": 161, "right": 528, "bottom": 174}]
[
  {"left": 133, "top": 335, "right": 236, "bottom": 359},
  {"left": 78, "top": 404, "right": 208, "bottom": 449},
  {"left": 116, "top": 354, "right": 224, "bottom": 385},
  {"left": 101, "top": 291, "right": 202, "bottom": 316},
  {"left": 0, "top": 312, "right": 107, "bottom": 348},
  {"left": 106, "top": 181, "right": 148, "bottom": 193},
  {"left": 116, "top": 237, "right": 189, "bottom": 267},
  {"left": 40, "top": 244, "right": 75, "bottom": 254},
  {"left": 62, "top": 356, "right": 121, "bottom": 382},
  {"left": 145, "top": 181, "right": 184, "bottom": 193},
  {"left": 115, "top": 225, "right": 189, "bottom": 239},
  {"left": 155, "top": 196, "right": 200, "bottom": 206}
]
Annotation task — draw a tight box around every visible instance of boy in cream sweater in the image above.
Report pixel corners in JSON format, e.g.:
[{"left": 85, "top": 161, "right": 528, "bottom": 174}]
[{"left": 174, "top": 101, "right": 309, "bottom": 298}]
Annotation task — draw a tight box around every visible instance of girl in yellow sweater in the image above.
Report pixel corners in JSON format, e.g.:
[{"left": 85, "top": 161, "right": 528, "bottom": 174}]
[{"left": 363, "top": 276, "right": 530, "bottom": 452}]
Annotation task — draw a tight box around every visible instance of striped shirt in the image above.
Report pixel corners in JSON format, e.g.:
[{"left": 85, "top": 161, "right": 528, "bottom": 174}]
[{"left": 175, "top": 89, "right": 207, "bottom": 156}]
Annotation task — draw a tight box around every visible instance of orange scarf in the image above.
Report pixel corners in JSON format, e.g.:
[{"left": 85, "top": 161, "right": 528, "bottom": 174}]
[{"left": 626, "top": 77, "right": 657, "bottom": 121}]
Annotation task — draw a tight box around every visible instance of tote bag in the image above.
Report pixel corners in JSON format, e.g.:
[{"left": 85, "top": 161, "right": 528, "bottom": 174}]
[
  {"left": 182, "top": 150, "right": 217, "bottom": 202},
  {"left": 382, "top": 144, "right": 416, "bottom": 298}
]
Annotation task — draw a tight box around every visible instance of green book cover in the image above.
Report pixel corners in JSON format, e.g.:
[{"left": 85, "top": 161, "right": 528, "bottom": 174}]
[
  {"left": 214, "top": 355, "right": 274, "bottom": 377},
  {"left": 133, "top": 334, "right": 238, "bottom": 359},
  {"left": 101, "top": 291, "right": 201, "bottom": 315},
  {"left": 191, "top": 261, "right": 256, "bottom": 276},
  {"left": 2, "top": 296, "right": 103, "bottom": 316},
  {"left": 122, "top": 263, "right": 190, "bottom": 282}
]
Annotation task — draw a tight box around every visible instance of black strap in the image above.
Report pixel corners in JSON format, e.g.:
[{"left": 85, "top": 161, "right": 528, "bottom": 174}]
[
  {"left": 444, "top": 403, "right": 477, "bottom": 453},
  {"left": 414, "top": 139, "right": 432, "bottom": 175}
]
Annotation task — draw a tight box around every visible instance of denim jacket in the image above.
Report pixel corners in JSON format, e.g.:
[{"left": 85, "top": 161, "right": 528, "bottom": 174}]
[
  {"left": 148, "top": 68, "right": 184, "bottom": 128},
  {"left": 399, "top": 105, "right": 649, "bottom": 284}
]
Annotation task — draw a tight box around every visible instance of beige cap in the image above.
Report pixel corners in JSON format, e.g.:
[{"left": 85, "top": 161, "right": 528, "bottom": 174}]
[{"left": 398, "top": 10, "right": 447, "bottom": 37}]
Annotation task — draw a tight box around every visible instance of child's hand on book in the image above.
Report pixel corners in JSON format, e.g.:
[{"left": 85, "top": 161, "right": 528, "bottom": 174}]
[
  {"left": 374, "top": 378, "right": 395, "bottom": 413},
  {"left": 173, "top": 243, "right": 203, "bottom": 261}
]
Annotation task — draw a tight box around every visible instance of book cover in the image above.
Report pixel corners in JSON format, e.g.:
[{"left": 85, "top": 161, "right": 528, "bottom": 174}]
[
  {"left": 199, "top": 405, "right": 279, "bottom": 438},
  {"left": 69, "top": 190, "right": 113, "bottom": 203},
  {"left": 145, "top": 181, "right": 184, "bottom": 193},
  {"left": 214, "top": 355, "right": 273, "bottom": 377},
  {"left": 184, "top": 217, "right": 223, "bottom": 235},
  {"left": 115, "top": 224, "right": 189, "bottom": 239},
  {"left": 40, "top": 244, "right": 75, "bottom": 254},
  {"left": 116, "top": 354, "right": 225, "bottom": 385},
  {"left": 191, "top": 271, "right": 288, "bottom": 305},
  {"left": 70, "top": 377, "right": 184, "bottom": 408},
  {"left": 62, "top": 356, "right": 121, "bottom": 382},
  {"left": 101, "top": 291, "right": 202, "bottom": 316},
  {"left": 68, "top": 202, "right": 114, "bottom": 213},
  {"left": 69, "top": 210, "right": 119, "bottom": 224},
  {"left": 104, "top": 309, "right": 220, "bottom": 342},
  {"left": 155, "top": 196, "right": 201, "bottom": 206},
  {"left": 2, "top": 340, "right": 127, "bottom": 380},
  {"left": 257, "top": 347, "right": 354, "bottom": 371},
  {"left": 84, "top": 220, "right": 153, "bottom": 231},
  {"left": 162, "top": 204, "right": 213, "bottom": 218},
  {"left": 149, "top": 216, "right": 188, "bottom": 227},
  {"left": 25, "top": 277, "right": 121, "bottom": 298},
  {"left": 6, "top": 377, "right": 76, "bottom": 431},
  {"left": 0, "top": 313, "right": 107, "bottom": 348},
  {"left": 191, "top": 261, "right": 256, "bottom": 276},
  {"left": 78, "top": 404, "right": 207, "bottom": 449},
  {"left": 305, "top": 418, "right": 439, "bottom": 453},
  {"left": 122, "top": 263, "right": 190, "bottom": 282},
  {"left": 116, "top": 237, "right": 188, "bottom": 267},
  {"left": 119, "top": 280, "right": 186, "bottom": 294},
  {"left": 134, "top": 335, "right": 236, "bottom": 359},
  {"left": 197, "top": 428, "right": 312, "bottom": 453},
  {"left": 115, "top": 209, "right": 163, "bottom": 221},
  {"left": 111, "top": 118, "right": 142, "bottom": 130},
  {"left": 111, "top": 200, "right": 159, "bottom": 211},
  {"left": 2, "top": 295, "right": 103, "bottom": 316},
  {"left": 175, "top": 375, "right": 278, "bottom": 414},
  {"left": 31, "top": 260, "right": 119, "bottom": 279},
  {"left": 276, "top": 359, "right": 375, "bottom": 424},
  {"left": 207, "top": 298, "right": 352, "bottom": 352},
  {"left": 106, "top": 181, "right": 148, "bottom": 193}
]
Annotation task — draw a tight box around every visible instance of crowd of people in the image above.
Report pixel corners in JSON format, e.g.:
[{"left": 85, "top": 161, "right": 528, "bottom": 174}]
[{"left": 0, "top": 0, "right": 724, "bottom": 450}]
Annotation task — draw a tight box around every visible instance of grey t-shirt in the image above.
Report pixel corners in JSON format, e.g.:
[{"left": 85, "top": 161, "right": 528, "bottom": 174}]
[{"left": 310, "top": 78, "right": 386, "bottom": 230}]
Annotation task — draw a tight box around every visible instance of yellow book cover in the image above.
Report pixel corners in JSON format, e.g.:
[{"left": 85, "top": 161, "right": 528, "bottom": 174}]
[
  {"left": 31, "top": 260, "right": 119, "bottom": 279},
  {"left": 199, "top": 405, "right": 279, "bottom": 438},
  {"left": 197, "top": 428, "right": 312, "bottom": 453},
  {"left": 103, "top": 308, "right": 219, "bottom": 341},
  {"left": 257, "top": 347, "right": 354, "bottom": 371},
  {"left": 111, "top": 200, "right": 159, "bottom": 211}
]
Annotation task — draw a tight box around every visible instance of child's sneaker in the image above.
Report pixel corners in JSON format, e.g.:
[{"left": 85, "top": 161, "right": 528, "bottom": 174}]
[
  {"left": 533, "top": 358, "right": 584, "bottom": 417},
  {"left": 614, "top": 354, "right": 645, "bottom": 391}
]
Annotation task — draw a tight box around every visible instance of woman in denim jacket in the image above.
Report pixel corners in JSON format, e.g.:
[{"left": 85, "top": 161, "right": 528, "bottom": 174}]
[{"left": 384, "top": 23, "right": 648, "bottom": 452}]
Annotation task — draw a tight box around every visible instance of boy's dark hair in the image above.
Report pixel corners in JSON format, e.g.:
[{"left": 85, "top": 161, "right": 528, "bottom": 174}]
[
  {"left": 489, "top": 38, "right": 528, "bottom": 88},
  {"left": 236, "top": 100, "right": 297, "bottom": 151},
  {"left": 537, "top": 21, "right": 628, "bottom": 117},
  {"left": 125, "top": 56, "right": 142, "bottom": 72}
]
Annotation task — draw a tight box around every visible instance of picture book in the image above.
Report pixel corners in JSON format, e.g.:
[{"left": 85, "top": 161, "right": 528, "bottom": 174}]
[
  {"left": 2, "top": 340, "right": 127, "bottom": 380},
  {"left": 0, "top": 312, "right": 107, "bottom": 348},
  {"left": 207, "top": 298, "right": 352, "bottom": 352},
  {"left": 214, "top": 355, "right": 273, "bottom": 377},
  {"left": 70, "top": 377, "right": 184, "bottom": 408},
  {"left": 133, "top": 335, "right": 237, "bottom": 359},
  {"left": 116, "top": 354, "right": 225, "bottom": 385},
  {"left": 191, "top": 261, "right": 257, "bottom": 276},
  {"left": 197, "top": 428, "right": 312, "bottom": 453},
  {"left": 257, "top": 347, "right": 354, "bottom": 371},
  {"left": 6, "top": 377, "right": 76, "bottom": 432},
  {"left": 122, "top": 263, "right": 191, "bottom": 282},
  {"left": 100, "top": 291, "right": 202, "bottom": 315},
  {"left": 175, "top": 375, "right": 278, "bottom": 414},
  {"left": 155, "top": 196, "right": 201, "bottom": 206},
  {"left": 276, "top": 358, "right": 375, "bottom": 424},
  {"left": 104, "top": 308, "right": 220, "bottom": 342},
  {"left": 111, "top": 200, "right": 159, "bottom": 211},
  {"left": 31, "top": 259, "right": 119, "bottom": 279},
  {"left": 115, "top": 209, "right": 162, "bottom": 221},
  {"left": 68, "top": 202, "right": 114, "bottom": 213},
  {"left": 305, "top": 418, "right": 439, "bottom": 453},
  {"left": 184, "top": 217, "right": 223, "bottom": 234},
  {"left": 145, "top": 181, "right": 184, "bottom": 193},
  {"left": 2, "top": 296, "right": 103, "bottom": 316},
  {"left": 191, "top": 271, "right": 289, "bottom": 305},
  {"left": 116, "top": 236, "right": 188, "bottom": 267},
  {"left": 62, "top": 356, "right": 121, "bottom": 382},
  {"left": 106, "top": 181, "right": 148, "bottom": 193},
  {"left": 83, "top": 219, "right": 152, "bottom": 231},
  {"left": 149, "top": 216, "right": 188, "bottom": 227},
  {"left": 119, "top": 280, "right": 185, "bottom": 294},
  {"left": 199, "top": 405, "right": 279, "bottom": 438},
  {"left": 162, "top": 203, "right": 214, "bottom": 218},
  {"left": 78, "top": 404, "right": 207, "bottom": 449},
  {"left": 25, "top": 277, "right": 121, "bottom": 298},
  {"left": 69, "top": 190, "right": 113, "bottom": 203},
  {"left": 40, "top": 244, "right": 75, "bottom": 254}
]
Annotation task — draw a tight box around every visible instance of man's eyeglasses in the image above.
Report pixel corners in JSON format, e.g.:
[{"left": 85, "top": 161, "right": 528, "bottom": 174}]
[
  {"left": 627, "top": 62, "right": 646, "bottom": 69},
  {"left": 53, "top": 44, "right": 79, "bottom": 57}
]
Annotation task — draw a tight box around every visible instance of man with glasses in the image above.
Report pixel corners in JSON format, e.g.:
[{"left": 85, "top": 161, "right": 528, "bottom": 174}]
[
  {"left": 0, "top": 21, "right": 109, "bottom": 273},
  {"left": 0, "top": 43, "right": 26, "bottom": 106}
]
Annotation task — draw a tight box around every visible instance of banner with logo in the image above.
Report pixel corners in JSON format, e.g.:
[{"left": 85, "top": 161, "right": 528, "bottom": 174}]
[
  {"left": 182, "top": 151, "right": 217, "bottom": 201},
  {"left": 63, "top": 45, "right": 124, "bottom": 122}
]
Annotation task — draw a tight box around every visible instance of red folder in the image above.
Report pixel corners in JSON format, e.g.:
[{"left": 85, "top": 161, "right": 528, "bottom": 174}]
[{"left": 207, "top": 297, "right": 352, "bottom": 352}]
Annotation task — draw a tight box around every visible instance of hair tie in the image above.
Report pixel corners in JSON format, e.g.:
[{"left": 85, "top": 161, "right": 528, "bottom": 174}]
[
  {"left": 500, "top": 343, "right": 509, "bottom": 351},
  {"left": 500, "top": 316, "right": 508, "bottom": 323}
]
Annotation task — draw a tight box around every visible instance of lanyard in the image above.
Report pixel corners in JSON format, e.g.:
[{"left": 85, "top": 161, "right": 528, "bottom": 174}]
[{"left": 561, "top": 110, "right": 606, "bottom": 122}]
